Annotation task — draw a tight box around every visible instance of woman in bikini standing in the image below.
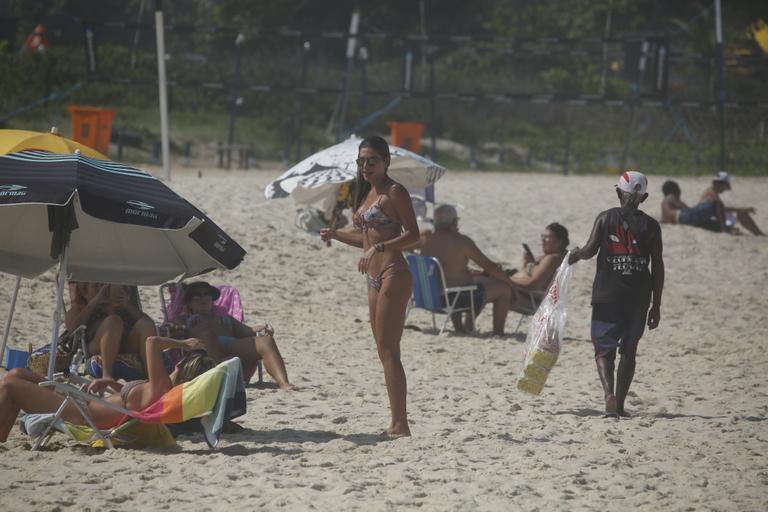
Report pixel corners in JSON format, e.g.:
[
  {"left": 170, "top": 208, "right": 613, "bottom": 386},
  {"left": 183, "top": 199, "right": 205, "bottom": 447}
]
[{"left": 320, "top": 136, "right": 420, "bottom": 438}]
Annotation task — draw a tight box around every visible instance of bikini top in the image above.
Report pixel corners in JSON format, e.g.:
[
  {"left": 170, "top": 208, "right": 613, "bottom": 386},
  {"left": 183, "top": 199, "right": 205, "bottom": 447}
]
[
  {"left": 354, "top": 195, "right": 394, "bottom": 230},
  {"left": 120, "top": 379, "right": 148, "bottom": 406}
]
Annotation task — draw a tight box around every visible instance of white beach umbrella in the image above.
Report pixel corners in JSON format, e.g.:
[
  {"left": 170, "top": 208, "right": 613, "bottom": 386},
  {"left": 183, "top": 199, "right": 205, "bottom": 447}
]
[{"left": 264, "top": 135, "right": 446, "bottom": 208}]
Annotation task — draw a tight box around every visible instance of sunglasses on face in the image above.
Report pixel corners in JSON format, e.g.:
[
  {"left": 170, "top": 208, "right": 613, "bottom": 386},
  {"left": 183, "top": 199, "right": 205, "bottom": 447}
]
[
  {"left": 189, "top": 294, "right": 213, "bottom": 301},
  {"left": 356, "top": 156, "right": 381, "bottom": 168}
]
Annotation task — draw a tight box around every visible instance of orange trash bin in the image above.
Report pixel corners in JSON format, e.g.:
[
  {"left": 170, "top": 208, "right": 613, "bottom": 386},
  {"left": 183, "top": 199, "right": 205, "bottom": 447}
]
[
  {"left": 388, "top": 122, "right": 424, "bottom": 153},
  {"left": 68, "top": 106, "right": 115, "bottom": 155}
]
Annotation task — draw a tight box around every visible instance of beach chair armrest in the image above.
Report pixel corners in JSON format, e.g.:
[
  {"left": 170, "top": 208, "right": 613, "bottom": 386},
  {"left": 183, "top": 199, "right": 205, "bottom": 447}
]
[
  {"left": 444, "top": 285, "right": 478, "bottom": 293},
  {"left": 39, "top": 381, "right": 135, "bottom": 418}
]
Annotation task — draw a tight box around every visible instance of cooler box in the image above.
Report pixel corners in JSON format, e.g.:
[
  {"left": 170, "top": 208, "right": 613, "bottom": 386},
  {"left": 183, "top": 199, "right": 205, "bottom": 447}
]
[
  {"left": 68, "top": 106, "right": 115, "bottom": 155},
  {"left": 388, "top": 122, "right": 424, "bottom": 153}
]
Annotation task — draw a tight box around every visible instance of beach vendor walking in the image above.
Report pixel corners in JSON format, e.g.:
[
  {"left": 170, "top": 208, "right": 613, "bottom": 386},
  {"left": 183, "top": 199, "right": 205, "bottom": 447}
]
[
  {"left": 320, "top": 136, "right": 420, "bottom": 438},
  {"left": 568, "top": 171, "right": 664, "bottom": 418}
]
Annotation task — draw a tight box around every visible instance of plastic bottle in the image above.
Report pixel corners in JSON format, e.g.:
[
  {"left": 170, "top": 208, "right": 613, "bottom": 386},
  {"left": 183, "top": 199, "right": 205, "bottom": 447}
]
[{"left": 69, "top": 348, "right": 83, "bottom": 376}]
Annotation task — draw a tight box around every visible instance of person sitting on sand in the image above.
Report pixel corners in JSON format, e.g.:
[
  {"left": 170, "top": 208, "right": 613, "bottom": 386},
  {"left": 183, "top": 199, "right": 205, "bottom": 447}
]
[
  {"left": 178, "top": 281, "right": 294, "bottom": 390},
  {"left": 66, "top": 282, "right": 157, "bottom": 382},
  {"left": 508, "top": 222, "right": 569, "bottom": 311},
  {"left": 418, "top": 204, "right": 514, "bottom": 335},
  {"left": 699, "top": 172, "right": 764, "bottom": 236},
  {"left": 660, "top": 180, "right": 726, "bottom": 232},
  {"left": 0, "top": 336, "right": 214, "bottom": 442}
]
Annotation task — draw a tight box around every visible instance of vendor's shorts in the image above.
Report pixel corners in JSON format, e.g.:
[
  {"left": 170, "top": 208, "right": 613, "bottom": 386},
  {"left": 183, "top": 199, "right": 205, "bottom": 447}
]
[
  {"left": 591, "top": 299, "right": 650, "bottom": 360},
  {"left": 445, "top": 283, "right": 486, "bottom": 313},
  {"left": 678, "top": 201, "right": 721, "bottom": 232}
]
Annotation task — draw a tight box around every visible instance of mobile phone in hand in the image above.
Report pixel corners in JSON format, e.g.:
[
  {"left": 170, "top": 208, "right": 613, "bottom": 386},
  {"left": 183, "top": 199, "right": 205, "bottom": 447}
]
[{"left": 522, "top": 243, "right": 535, "bottom": 261}]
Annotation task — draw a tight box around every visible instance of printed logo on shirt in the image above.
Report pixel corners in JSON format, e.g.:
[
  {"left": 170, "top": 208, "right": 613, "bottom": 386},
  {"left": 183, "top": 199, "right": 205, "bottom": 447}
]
[{"left": 606, "top": 221, "right": 646, "bottom": 275}]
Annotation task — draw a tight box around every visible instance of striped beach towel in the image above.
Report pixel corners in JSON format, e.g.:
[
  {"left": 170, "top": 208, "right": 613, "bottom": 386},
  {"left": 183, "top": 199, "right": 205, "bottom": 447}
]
[{"left": 134, "top": 357, "right": 246, "bottom": 448}]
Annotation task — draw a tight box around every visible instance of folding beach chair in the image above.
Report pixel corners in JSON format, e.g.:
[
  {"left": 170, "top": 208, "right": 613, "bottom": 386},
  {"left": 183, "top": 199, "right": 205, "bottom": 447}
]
[
  {"left": 29, "top": 357, "right": 246, "bottom": 450},
  {"left": 159, "top": 282, "right": 264, "bottom": 385},
  {"left": 510, "top": 289, "right": 546, "bottom": 334},
  {"left": 405, "top": 254, "right": 480, "bottom": 335}
]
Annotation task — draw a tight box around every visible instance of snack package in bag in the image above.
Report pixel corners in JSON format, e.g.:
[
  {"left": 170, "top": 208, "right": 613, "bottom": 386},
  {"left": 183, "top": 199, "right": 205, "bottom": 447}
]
[{"left": 516, "top": 254, "right": 573, "bottom": 395}]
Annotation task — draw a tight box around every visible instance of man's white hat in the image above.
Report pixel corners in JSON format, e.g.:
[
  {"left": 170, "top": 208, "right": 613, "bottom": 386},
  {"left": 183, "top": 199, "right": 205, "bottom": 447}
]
[
  {"left": 617, "top": 171, "right": 648, "bottom": 195},
  {"left": 714, "top": 171, "right": 732, "bottom": 189}
]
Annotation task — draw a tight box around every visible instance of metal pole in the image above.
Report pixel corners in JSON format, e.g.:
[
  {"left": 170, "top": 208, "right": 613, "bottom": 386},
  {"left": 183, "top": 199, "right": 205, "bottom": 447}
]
[
  {"left": 337, "top": 10, "right": 360, "bottom": 140},
  {"left": 599, "top": 9, "right": 612, "bottom": 96},
  {"left": 227, "top": 33, "right": 245, "bottom": 161},
  {"left": 621, "top": 40, "right": 648, "bottom": 170},
  {"left": 296, "top": 41, "right": 310, "bottom": 160},
  {"left": 155, "top": 3, "right": 171, "bottom": 181},
  {"left": 130, "top": 0, "right": 146, "bottom": 69},
  {"left": 714, "top": 0, "right": 726, "bottom": 171},
  {"left": 429, "top": 50, "right": 437, "bottom": 161},
  {"left": 359, "top": 46, "right": 368, "bottom": 114},
  {"left": 0, "top": 275, "right": 22, "bottom": 368},
  {"left": 47, "top": 248, "right": 68, "bottom": 379}
]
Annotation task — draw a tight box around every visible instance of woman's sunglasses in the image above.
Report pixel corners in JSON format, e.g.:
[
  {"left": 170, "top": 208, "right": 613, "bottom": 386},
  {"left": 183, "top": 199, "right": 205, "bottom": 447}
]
[{"left": 356, "top": 156, "right": 380, "bottom": 168}]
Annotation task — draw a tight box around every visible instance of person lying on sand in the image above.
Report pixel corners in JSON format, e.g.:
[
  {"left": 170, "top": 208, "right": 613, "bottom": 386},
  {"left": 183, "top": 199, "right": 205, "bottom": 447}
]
[
  {"left": 0, "top": 336, "right": 213, "bottom": 442},
  {"left": 660, "top": 180, "right": 727, "bottom": 232},
  {"left": 178, "top": 281, "right": 295, "bottom": 390}
]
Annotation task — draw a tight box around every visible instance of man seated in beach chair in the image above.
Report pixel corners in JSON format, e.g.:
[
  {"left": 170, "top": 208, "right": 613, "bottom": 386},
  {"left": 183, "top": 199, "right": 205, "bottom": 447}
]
[
  {"left": 698, "top": 172, "right": 764, "bottom": 236},
  {"left": 0, "top": 335, "right": 213, "bottom": 443},
  {"left": 416, "top": 204, "right": 514, "bottom": 335},
  {"left": 176, "top": 281, "right": 295, "bottom": 390},
  {"left": 66, "top": 282, "right": 156, "bottom": 382},
  {"left": 507, "top": 222, "right": 570, "bottom": 312}
]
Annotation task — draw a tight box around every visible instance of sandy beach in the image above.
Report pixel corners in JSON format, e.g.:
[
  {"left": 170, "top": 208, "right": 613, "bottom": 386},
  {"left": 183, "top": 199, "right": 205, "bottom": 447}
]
[{"left": 1, "top": 168, "right": 766, "bottom": 511}]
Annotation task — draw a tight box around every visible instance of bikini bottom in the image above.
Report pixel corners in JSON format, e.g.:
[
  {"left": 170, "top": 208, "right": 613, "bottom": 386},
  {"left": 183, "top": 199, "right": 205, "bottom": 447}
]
[{"left": 367, "top": 260, "right": 410, "bottom": 291}]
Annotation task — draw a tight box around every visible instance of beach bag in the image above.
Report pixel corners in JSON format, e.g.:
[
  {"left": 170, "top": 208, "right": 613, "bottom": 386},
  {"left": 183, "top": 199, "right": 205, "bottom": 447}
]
[
  {"left": 28, "top": 329, "right": 82, "bottom": 376},
  {"left": 516, "top": 255, "right": 573, "bottom": 395}
]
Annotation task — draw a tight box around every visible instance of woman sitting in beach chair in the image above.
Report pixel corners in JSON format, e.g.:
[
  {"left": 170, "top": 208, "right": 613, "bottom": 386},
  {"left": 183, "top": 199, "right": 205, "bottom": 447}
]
[
  {"left": 177, "top": 281, "right": 295, "bottom": 390},
  {"left": 508, "top": 222, "right": 570, "bottom": 311},
  {"left": 66, "top": 282, "right": 156, "bottom": 381},
  {"left": 0, "top": 336, "right": 214, "bottom": 441}
]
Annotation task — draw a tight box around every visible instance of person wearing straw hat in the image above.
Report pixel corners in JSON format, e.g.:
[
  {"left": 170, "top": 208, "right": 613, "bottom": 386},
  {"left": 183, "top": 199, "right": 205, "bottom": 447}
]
[
  {"left": 568, "top": 171, "right": 665, "bottom": 418},
  {"left": 698, "top": 171, "right": 764, "bottom": 236}
]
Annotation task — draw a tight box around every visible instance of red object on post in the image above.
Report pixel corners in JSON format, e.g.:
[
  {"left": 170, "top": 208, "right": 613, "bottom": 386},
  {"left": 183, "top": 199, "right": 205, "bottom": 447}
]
[
  {"left": 68, "top": 106, "right": 115, "bottom": 155},
  {"left": 388, "top": 122, "right": 424, "bottom": 152}
]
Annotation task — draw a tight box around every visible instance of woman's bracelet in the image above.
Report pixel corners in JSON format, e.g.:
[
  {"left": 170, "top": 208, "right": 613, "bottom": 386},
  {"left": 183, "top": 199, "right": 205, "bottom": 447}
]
[{"left": 375, "top": 242, "right": 385, "bottom": 252}]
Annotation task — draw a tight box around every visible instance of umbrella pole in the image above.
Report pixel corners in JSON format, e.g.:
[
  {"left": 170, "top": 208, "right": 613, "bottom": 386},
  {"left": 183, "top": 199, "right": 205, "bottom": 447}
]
[
  {"left": 0, "top": 275, "right": 22, "bottom": 368},
  {"left": 47, "top": 248, "right": 69, "bottom": 379},
  {"left": 155, "top": 3, "right": 171, "bottom": 181}
]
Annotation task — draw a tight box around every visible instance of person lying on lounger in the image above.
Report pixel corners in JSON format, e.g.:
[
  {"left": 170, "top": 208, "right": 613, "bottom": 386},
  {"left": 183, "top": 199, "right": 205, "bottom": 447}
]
[
  {"left": 178, "top": 281, "right": 295, "bottom": 390},
  {"left": 0, "top": 336, "right": 214, "bottom": 442},
  {"left": 66, "top": 282, "right": 156, "bottom": 381}
]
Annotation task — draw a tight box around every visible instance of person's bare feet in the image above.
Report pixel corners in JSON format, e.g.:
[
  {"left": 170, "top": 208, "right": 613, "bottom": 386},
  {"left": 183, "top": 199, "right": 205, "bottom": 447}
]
[
  {"left": 278, "top": 383, "right": 298, "bottom": 391},
  {"left": 380, "top": 429, "right": 411, "bottom": 440},
  {"left": 604, "top": 394, "right": 619, "bottom": 418},
  {"left": 380, "top": 423, "right": 411, "bottom": 439},
  {"left": 617, "top": 408, "right": 631, "bottom": 418}
]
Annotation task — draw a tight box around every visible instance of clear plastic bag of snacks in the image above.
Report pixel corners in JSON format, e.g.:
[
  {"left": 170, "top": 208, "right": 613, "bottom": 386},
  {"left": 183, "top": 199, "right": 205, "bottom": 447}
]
[{"left": 517, "top": 255, "right": 573, "bottom": 395}]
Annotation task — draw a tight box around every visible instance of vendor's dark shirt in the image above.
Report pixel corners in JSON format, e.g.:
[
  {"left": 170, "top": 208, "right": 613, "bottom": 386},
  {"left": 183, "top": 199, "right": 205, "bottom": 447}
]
[{"left": 592, "top": 207, "right": 659, "bottom": 304}]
